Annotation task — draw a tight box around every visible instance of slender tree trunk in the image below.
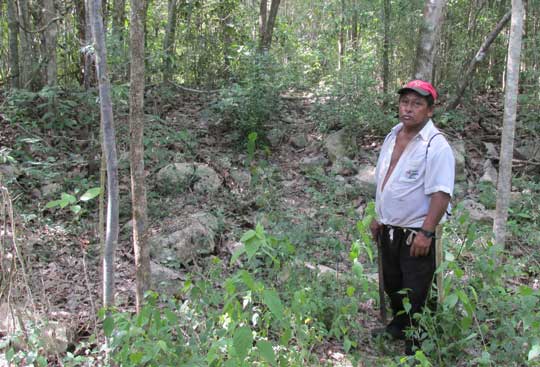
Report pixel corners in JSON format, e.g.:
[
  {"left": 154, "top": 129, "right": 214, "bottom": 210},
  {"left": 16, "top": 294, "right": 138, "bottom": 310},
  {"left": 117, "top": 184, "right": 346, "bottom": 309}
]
[
  {"left": 18, "top": 0, "right": 35, "bottom": 88},
  {"left": 89, "top": 0, "right": 120, "bottom": 308},
  {"left": 351, "top": 0, "right": 359, "bottom": 50},
  {"left": 259, "top": 0, "right": 280, "bottom": 52},
  {"left": 413, "top": 0, "right": 447, "bottom": 82},
  {"left": 337, "top": 0, "right": 345, "bottom": 70},
  {"left": 447, "top": 11, "right": 511, "bottom": 110},
  {"left": 162, "top": 0, "right": 177, "bottom": 82},
  {"left": 7, "top": 0, "right": 20, "bottom": 88},
  {"left": 111, "top": 0, "right": 126, "bottom": 42},
  {"left": 129, "top": 0, "right": 149, "bottom": 312},
  {"left": 84, "top": 0, "right": 94, "bottom": 89},
  {"left": 382, "top": 0, "right": 391, "bottom": 96},
  {"left": 258, "top": 0, "right": 267, "bottom": 49},
  {"left": 494, "top": 0, "right": 524, "bottom": 247},
  {"left": 43, "top": 0, "right": 58, "bottom": 86}
]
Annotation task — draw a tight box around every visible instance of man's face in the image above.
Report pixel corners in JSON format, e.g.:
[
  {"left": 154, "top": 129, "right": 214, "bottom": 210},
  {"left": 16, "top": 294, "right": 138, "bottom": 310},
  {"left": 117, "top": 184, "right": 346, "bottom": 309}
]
[{"left": 398, "top": 91, "right": 434, "bottom": 130}]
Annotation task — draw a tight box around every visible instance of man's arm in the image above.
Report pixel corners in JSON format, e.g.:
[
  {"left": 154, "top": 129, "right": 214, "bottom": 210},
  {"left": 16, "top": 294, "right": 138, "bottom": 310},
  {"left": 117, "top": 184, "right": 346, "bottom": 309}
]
[{"left": 410, "top": 191, "right": 451, "bottom": 257}]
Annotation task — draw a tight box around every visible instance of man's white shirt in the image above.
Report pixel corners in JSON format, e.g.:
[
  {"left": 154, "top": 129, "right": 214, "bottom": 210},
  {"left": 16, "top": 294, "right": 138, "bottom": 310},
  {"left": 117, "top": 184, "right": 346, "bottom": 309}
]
[{"left": 375, "top": 119, "right": 455, "bottom": 228}]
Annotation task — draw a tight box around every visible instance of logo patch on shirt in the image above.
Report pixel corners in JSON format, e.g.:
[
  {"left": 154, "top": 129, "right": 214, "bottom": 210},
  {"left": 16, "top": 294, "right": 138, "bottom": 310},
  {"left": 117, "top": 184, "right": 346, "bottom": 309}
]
[{"left": 404, "top": 168, "right": 419, "bottom": 180}]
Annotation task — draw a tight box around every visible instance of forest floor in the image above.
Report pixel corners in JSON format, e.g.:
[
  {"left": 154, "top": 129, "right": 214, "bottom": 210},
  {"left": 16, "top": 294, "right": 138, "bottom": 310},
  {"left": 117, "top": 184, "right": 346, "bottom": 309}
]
[{"left": 2, "top": 90, "right": 539, "bottom": 366}]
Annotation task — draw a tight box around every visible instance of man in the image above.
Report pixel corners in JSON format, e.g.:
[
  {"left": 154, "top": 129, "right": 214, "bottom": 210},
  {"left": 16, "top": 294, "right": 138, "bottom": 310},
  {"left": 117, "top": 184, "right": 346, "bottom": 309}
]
[{"left": 370, "top": 80, "right": 455, "bottom": 355}]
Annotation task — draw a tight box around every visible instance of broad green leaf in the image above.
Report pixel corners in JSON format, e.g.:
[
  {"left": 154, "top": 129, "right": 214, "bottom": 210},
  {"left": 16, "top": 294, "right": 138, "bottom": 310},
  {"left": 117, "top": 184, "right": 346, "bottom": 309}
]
[
  {"left": 103, "top": 316, "right": 114, "bottom": 337},
  {"left": 230, "top": 246, "right": 245, "bottom": 265},
  {"left": 240, "top": 270, "right": 255, "bottom": 291},
  {"left": 346, "top": 286, "right": 355, "bottom": 297},
  {"left": 263, "top": 289, "right": 284, "bottom": 318},
  {"left": 233, "top": 326, "right": 253, "bottom": 361},
  {"left": 71, "top": 205, "right": 82, "bottom": 214},
  {"left": 444, "top": 293, "right": 459, "bottom": 309},
  {"left": 45, "top": 200, "right": 62, "bottom": 209},
  {"left": 352, "top": 261, "right": 363, "bottom": 278},
  {"left": 460, "top": 316, "right": 472, "bottom": 330},
  {"left": 528, "top": 344, "right": 540, "bottom": 361},
  {"left": 257, "top": 340, "right": 276, "bottom": 365},
  {"left": 240, "top": 229, "right": 257, "bottom": 243},
  {"left": 129, "top": 352, "right": 144, "bottom": 363},
  {"left": 343, "top": 337, "right": 352, "bottom": 353},
  {"left": 519, "top": 285, "right": 534, "bottom": 296},
  {"left": 61, "top": 192, "right": 77, "bottom": 204},
  {"left": 80, "top": 187, "right": 101, "bottom": 201},
  {"left": 244, "top": 238, "right": 260, "bottom": 260},
  {"left": 403, "top": 298, "right": 411, "bottom": 314}
]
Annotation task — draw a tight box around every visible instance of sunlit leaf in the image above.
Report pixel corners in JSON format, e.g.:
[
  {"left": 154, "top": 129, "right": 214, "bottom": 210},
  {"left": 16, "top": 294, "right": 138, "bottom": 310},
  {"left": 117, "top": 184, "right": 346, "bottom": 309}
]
[
  {"left": 80, "top": 187, "right": 101, "bottom": 201},
  {"left": 257, "top": 340, "right": 276, "bottom": 365},
  {"left": 233, "top": 326, "right": 253, "bottom": 360}
]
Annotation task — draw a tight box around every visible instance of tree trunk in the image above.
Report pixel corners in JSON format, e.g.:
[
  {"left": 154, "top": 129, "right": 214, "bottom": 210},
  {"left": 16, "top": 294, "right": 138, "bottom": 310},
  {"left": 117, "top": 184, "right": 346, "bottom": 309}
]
[
  {"left": 382, "top": 0, "right": 391, "bottom": 96},
  {"left": 43, "top": 0, "right": 58, "bottom": 86},
  {"left": 7, "top": 0, "right": 20, "bottom": 88},
  {"left": 259, "top": 0, "right": 280, "bottom": 52},
  {"left": 84, "top": 0, "right": 95, "bottom": 89},
  {"left": 447, "top": 10, "right": 511, "bottom": 110},
  {"left": 413, "top": 0, "right": 447, "bottom": 82},
  {"left": 129, "top": 0, "right": 150, "bottom": 312},
  {"left": 112, "top": 0, "right": 126, "bottom": 42},
  {"left": 258, "top": 0, "right": 267, "bottom": 50},
  {"left": 337, "top": 0, "right": 345, "bottom": 70},
  {"left": 494, "top": 0, "right": 524, "bottom": 247},
  {"left": 162, "top": 0, "right": 177, "bottom": 82},
  {"left": 351, "top": 0, "right": 358, "bottom": 50},
  {"left": 18, "top": 0, "right": 36, "bottom": 88},
  {"left": 89, "top": 0, "right": 120, "bottom": 308}
]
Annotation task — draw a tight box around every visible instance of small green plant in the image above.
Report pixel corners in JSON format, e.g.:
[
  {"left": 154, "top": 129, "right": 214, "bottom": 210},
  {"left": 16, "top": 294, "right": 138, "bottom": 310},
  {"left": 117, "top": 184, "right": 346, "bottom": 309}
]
[{"left": 45, "top": 187, "right": 101, "bottom": 216}]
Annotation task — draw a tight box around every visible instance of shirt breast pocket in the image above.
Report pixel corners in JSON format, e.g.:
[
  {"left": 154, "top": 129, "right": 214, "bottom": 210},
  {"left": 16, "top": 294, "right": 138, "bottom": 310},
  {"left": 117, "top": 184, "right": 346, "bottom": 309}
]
[{"left": 399, "top": 159, "right": 424, "bottom": 183}]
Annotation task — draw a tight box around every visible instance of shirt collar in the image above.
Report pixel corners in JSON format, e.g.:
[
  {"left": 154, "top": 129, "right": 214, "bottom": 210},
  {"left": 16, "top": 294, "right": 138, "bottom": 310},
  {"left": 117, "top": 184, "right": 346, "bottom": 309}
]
[{"left": 390, "top": 119, "right": 436, "bottom": 141}]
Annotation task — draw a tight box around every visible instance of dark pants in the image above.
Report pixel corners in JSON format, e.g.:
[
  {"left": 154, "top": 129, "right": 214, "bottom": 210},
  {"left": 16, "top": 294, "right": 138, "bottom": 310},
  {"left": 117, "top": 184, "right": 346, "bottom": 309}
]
[{"left": 381, "top": 225, "right": 436, "bottom": 331}]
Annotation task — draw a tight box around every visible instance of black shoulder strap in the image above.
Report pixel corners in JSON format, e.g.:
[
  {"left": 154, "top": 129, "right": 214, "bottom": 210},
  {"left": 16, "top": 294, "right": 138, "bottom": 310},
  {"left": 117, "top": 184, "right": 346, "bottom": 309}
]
[
  {"left": 425, "top": 132, "right": 452, "bottom": 217},
  {"left": 425, "top": 132, "right": 443, "bottom": 159}
]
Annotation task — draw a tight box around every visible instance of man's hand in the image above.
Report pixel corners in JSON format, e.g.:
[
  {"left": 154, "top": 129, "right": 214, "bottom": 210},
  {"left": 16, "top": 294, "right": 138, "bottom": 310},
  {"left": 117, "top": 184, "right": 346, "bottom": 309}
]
[
  {"left": 410, "top": 231, "right": 431, "bottom": 257},
  {"left": 370, "top": 219, "right": 382, "bottom": 241}
]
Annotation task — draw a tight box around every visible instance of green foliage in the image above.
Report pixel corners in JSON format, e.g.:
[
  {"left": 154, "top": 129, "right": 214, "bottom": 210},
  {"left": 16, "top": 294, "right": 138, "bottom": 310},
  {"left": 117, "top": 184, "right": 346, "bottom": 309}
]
[
  {"left": 45, "top": 187, "right": 101, "bottom": 217},
  {"left": 212, "top": 54, "right": 283, "bottom": 142},
  {"left": 312, "top": 60, "right": 391, "bottom": 135},
  {"left": 401, "top": 210, "right": 540, "bottom": 366}
]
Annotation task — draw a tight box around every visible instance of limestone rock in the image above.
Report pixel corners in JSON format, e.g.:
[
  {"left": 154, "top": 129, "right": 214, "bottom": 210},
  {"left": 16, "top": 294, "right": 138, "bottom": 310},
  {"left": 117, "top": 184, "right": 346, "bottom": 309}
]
[
  {"left": 41, "top": 183, "right": 62, "bottom": 198},
  {"left": 151, "top": 261, "right": 184, "bottom": 294},
  {"left": 290, "top": 133, "right": 308, "bottom": 149},
  {"left": 351, "top": 164, "right": 377, "bottom": 198},
  {"left": 458, "top": 199, "right": 495, "bottom": 224},
  {"left": 150, "top": 212, "right": 219, "bottom": 266},
  {"left": 479, "top": 160, "right": 498, "bottom": 185},
  {"left": 331, "top": 157, "right": 358, "bottom": 176},
  {"left": 450, "top": 140, "right": 466, "bottom": 182},
  {"left": 299, "top": 155, "right": 329, "bottom": 171},
  {"left": 324, "top": 128, "right": 355, "bottom": 163},
  {"left": 156, "top": 163, "right": 221, "bottom": 194}
]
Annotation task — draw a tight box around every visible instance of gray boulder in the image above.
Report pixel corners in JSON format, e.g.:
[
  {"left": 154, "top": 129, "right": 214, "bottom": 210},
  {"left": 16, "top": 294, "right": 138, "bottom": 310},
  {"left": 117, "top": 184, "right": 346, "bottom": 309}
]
[
  {"left": 516, "top": 141, "right": 540, "bottom": 161},
  {"left": 351, "top": 164, "right": 377, "bottom": 198},
  {"left": 156, "top": 163, "right": 221, "bottom": 194},
  {"left": 324, "top": 128, "right": 355, "bottom": 163},
  {"left": 458, "top": 199, "right": 495, "bottom": 224},
  {"left": 450, "top": 140, "right": 466, "bottom": 182},
  {"left": 479, "top": 160, "right": 498, "bottom": 185},
  {"left": 299, "top": 155, "right": 329, "bottom": 171},
  {"left": 150, "top": 212, "right": 219, "bottom": 266},
  {"left": 290, "top": 133, "right": 309, "bottom": 149},
  {"left": 41, "top": 183, "right": 63, "bottom": 198}
]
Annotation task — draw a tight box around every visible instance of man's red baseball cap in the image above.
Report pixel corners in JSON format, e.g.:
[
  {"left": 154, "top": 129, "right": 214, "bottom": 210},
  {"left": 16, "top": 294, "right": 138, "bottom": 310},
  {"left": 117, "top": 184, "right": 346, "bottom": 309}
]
[{"left": 398, "top": 80, "right": 438, "bottom": 101}]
